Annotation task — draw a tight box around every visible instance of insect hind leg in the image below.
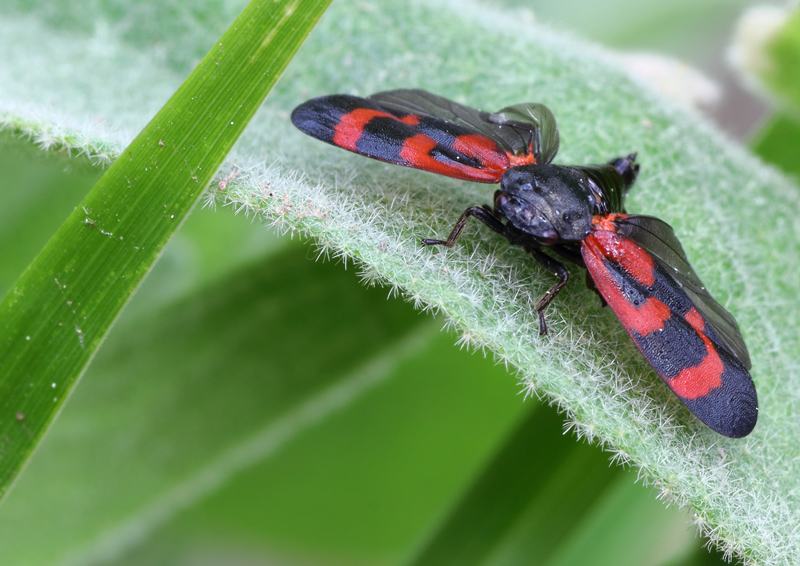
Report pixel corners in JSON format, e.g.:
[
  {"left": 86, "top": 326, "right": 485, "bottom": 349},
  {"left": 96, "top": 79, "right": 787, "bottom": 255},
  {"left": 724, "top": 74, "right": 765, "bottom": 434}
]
[{"left": 421, "top": 206, "right": 506, "bottom": 247}]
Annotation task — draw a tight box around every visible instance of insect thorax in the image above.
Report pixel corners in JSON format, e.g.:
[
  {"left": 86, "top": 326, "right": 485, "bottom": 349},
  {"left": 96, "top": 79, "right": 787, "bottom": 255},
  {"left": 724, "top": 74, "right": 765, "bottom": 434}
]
[{"left": 496, "top": 164, "right": 614, "bottom": 245}]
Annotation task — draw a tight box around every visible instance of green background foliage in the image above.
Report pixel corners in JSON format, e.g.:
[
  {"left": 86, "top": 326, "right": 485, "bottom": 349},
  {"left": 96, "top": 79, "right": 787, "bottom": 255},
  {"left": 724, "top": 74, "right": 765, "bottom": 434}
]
[{"left": 1, "top": 0, "right": 798, "bottom": 564}]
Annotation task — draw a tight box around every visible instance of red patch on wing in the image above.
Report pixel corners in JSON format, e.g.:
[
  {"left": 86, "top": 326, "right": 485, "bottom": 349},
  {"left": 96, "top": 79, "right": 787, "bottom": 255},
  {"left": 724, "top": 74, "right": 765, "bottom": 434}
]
[
  {"left": 399, "top": 133, "right": 443, "bottom": 172},
  {"left": 333, "top": 109, "right": 419, "bottom": 151},
  {"left": 399, "top": 134, "right": 506, "bottom": 182},
  {"left": 582, "top": 234, "right": 671, "bottom": 335},
  {"left": 684, "top": 307, "right": 705, "bottom": 333},
  {"left": 589, "top": 216, "right": 655, "bottom": 286},
  {"left": 668, "top": 308, "right": 724, "bottom": 399},
  {"left": 668, "top": 338, "right": 724, "bottom": 399},
  {"left": 452, "top": 134, "right": 510, "bottom": 173}
]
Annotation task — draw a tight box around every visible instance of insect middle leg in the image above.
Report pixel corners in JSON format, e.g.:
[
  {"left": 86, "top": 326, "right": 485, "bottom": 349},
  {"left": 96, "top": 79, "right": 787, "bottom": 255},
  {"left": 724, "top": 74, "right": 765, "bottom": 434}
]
[
  {"left": 526, "top": 248, "right": 569, "bottom": 336},
  {"left": 584, "top": 271, "right": 607, "bottom": 307},
  {"left": 421, "top": 205, "right": 505, "bottom": 247}
]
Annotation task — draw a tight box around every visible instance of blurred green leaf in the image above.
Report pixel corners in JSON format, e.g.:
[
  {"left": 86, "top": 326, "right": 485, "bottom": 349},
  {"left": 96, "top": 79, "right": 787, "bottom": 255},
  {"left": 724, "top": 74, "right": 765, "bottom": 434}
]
[
  {"left": 0, "top": 134, "right": 103, "bottom": 295},
  {"left": 751, "top": 114, "right": 800, "bottom": 177},
  {"left": 730, "top": 4, "right": 800, "bottom": 120},
  {"left": 519, "top": 0, "right": 755, "bottom": 67},
  {"left": 405, "top": 404, "right": 698, "bottom": 566},
  {"left": 762, "top": 7, "right": 800, "bottom": 114}
]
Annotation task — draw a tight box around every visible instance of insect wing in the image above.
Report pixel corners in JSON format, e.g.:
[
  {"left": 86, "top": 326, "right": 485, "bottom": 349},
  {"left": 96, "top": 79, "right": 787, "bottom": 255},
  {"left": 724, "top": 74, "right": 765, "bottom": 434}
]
[
  {"left": 488, "top": 102, "right": 560, "bottom": 165},
  {"left": 370, "top": 89, "right": 560, "bottom": 165},
  {"left": 581, "top": 214, "right": 757, "bottom": 437},
  {"left": 609, "top": 214, "right": 751, "bottom": 368},
  {"left": 291, "top": 93, "right": 511, "bottom": 182}
]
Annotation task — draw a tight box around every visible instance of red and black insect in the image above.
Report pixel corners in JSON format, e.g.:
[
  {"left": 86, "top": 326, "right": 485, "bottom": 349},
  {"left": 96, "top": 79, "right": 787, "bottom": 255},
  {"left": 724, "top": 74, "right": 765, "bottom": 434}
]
[{"left": 291, "top": 89, "right": 757, "bottom": 437}]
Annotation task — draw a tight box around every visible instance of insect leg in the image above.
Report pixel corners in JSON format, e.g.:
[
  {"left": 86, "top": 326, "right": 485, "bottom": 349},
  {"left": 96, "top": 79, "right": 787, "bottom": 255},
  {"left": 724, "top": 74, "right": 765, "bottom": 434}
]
[
  {"left": 421, "top": 206, "right": 505, "bottom": 247},
  {"left": 585, "top": 271, "right": 607, "bottom": 307},
  {"left": 527, "top": 248, "right": 569, "bottom": 336}
]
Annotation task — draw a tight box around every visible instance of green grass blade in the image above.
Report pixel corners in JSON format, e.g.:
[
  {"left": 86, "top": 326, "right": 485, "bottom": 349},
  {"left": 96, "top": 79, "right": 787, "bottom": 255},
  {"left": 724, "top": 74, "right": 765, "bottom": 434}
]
[
  {"left": 740, "top": 7, "right": 800, "bottom": 178},
  {"left": 0, "top": 0, "right": 331, "bottom": 498}
]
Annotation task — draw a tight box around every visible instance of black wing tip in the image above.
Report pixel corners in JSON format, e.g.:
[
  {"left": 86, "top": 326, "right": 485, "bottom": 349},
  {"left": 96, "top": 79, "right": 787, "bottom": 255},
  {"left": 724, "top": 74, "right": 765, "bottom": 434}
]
[
  {"left": 291, "top": 95, "right": 367, "bottom": 142},
  {"left": 289, "top": 100, "right": 315, "bottom": 131},
  {"left": 714, "top": 405, "right": 758, "bottom": 438},
  {"left": 290, "top": 104, "right": 330, "bottom": 142},
  {"left": 727, "top": 416, "right": 758, "bottom": 438},
  {"left": 290, "top": 95, "right": 339, "bottom": 124},
  {"left": 682, "top": 382, "right": 758, "bottom": 438},
  {"left": 712, "top": 389, "right": 758, "bottom": 437}
]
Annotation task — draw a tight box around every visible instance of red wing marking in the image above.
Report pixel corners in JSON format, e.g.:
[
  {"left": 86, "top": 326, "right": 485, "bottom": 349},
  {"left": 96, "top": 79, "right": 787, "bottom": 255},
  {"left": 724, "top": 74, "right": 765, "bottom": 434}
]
[
  {"left": 582, "top": 234, "right": 671, "bottom": 334},
  {"left": 452, "top": 134, "right": 513, "bottom": 172},
  {"left": 684, "top": 307, "right": 705, "bottom": 332},
  {"left": 396, "top": 134, "right": 507, "bottom": 182},
  {"left": 588, "top": 218, "right": 655, "bottom": 287},
  {"left": 292, "top": 94, "right": 522, "bottom": 183},
  {"left": 333, "top": 109, "right": 419, "bottom": 151},
  {"left": 668, "top": 314, "right": 724, "bottom": 399}
]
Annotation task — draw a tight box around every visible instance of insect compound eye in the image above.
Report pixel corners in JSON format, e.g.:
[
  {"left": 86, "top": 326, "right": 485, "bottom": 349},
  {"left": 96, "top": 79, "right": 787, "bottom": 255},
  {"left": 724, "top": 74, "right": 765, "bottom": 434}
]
[
  {"left": 519, "top": 183, "right": 533, "bottom": 192},
  {"left": 562, "top": 211, "right": 573, "bottom": 223}
]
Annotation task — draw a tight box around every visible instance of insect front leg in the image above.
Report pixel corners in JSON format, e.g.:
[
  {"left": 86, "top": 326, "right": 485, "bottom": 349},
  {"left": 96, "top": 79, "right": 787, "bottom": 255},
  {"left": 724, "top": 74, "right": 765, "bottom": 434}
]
[
  {"left": 421, "top": 205, "right": 505, "bottom": 247},
  {"left": 527, "top": 248, "right": 569, "bottom": 336}
]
